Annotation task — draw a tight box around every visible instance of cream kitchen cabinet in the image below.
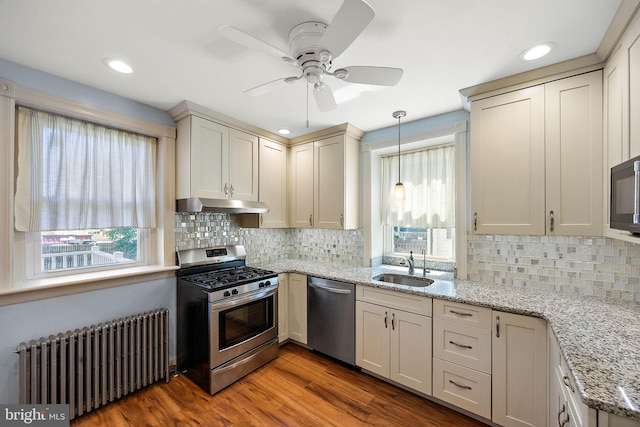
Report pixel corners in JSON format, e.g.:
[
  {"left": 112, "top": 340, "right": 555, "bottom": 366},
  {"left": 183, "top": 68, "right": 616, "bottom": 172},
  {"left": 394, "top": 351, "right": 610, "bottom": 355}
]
[
  {"left": 471, "top": 71, "right": 603, "bottom": 236},
  {"left": 289, "top": 131, "right": 360, "bottom": 229},
  {"left": 355, "top": 286, "right": 432, "bottom": 395},
  {"left": 176, "top": 115, "right": 259, "bottom": 201},
  {"left": 290, "top": 142, "right": 314, "bottom": 228},
  {"left": 432, "top": 299, "right": 492, "bottom": 419},
  {"left": 492, "top": 310, "right": 547, "bottom": 427},
  {"left": 277, "top": 273, "right": 289, "bottom": 343},
  {"left": 258, "top": 138, "right": 287, "bottom": 228},
  {"left": 288, "top": 273, "right": 307, "bottom": 344}
]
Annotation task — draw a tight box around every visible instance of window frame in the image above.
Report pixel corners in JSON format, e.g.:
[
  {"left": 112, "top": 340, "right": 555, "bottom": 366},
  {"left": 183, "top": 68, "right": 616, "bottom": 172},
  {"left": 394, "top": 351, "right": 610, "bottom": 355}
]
[{"left": 3, "top": 81, "right": 177, "bottom": 295}]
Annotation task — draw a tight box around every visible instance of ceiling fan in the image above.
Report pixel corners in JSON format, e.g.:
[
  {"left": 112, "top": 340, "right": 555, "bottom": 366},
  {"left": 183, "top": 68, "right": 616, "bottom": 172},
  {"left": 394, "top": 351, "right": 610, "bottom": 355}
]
[{"left": 218, "top": 0, "right": 403, "bottom": 112}]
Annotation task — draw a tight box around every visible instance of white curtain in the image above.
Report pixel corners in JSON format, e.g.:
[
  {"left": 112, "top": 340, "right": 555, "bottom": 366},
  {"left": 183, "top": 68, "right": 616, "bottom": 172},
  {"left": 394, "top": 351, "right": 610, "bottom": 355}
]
[
  {"left": 382, "top": 145, "right": 455, "bottom": 228},
  {"left": 14, "top": 107, "right": 157, "bottom": 232}
]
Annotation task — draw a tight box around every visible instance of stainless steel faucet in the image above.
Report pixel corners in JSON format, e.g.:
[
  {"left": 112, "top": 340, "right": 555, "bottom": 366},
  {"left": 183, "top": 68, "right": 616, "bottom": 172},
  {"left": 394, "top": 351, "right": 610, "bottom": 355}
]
[
  {"left": 422, "top": 249, "right": 430, "bottom": 277},
  {"left": 407, "top": 251, "right": 415, "bottom": 275}
]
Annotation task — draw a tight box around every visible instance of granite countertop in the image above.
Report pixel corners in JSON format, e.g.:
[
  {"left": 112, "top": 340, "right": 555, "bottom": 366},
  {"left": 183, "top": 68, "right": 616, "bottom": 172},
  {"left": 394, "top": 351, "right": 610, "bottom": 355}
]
[{"left": 255, "top": 259, "right": 640, "bottom": 422}]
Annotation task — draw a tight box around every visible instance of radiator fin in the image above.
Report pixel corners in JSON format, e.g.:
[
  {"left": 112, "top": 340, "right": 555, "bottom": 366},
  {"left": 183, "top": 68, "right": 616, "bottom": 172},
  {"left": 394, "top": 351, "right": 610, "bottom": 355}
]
[{"left": 17, "top": 308, "right": 170, "bottom": 420}]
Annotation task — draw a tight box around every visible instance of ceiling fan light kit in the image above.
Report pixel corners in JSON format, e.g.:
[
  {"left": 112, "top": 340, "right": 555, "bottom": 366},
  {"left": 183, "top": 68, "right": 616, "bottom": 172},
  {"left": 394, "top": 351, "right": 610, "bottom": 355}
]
[{"left": 219, "top": 0, "right": 403, "bottom": 116}]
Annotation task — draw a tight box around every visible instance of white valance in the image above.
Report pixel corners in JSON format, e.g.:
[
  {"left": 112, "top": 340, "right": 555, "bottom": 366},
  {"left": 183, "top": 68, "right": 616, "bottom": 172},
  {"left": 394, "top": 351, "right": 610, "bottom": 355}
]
[
  {"left": 382, "top": 144, "right": 455, "bottom": 228},
  {"left": 14, "top": 107, "right": 157, "bottom": 231}
]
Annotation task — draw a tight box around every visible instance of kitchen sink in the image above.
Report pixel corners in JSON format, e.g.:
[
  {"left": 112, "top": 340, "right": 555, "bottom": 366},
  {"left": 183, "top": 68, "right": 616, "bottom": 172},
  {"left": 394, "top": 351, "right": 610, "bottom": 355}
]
[{"left": 372, "top": 273, "right": 434, "bottom": 287}]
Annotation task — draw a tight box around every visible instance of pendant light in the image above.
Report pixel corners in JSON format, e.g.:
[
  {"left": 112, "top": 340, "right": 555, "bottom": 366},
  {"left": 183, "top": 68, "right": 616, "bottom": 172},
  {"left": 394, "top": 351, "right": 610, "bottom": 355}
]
[{"left": 392, "top": 110, "right": 407, "bottom": 200}]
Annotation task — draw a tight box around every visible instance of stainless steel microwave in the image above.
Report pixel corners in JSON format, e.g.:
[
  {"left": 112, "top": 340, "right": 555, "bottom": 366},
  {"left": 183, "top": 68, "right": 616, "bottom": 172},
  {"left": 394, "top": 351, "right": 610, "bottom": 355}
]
[{"left": 610, "top": 155, "right": 640, "bottom": 234}]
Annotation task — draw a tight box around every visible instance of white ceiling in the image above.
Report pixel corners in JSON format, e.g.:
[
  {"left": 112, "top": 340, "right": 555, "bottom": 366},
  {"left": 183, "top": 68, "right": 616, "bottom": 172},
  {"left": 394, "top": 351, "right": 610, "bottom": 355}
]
[{"left": 0, "top": 0, "right": 623, "bottom": 138}]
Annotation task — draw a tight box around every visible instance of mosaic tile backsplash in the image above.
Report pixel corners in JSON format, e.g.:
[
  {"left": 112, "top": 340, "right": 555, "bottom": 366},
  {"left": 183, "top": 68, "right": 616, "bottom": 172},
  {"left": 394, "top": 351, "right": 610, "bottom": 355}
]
[
  {"left": 175, "top": 213, "right": 640, "bottom": 303},
  {"left": 174, "top": 213, "right": 364, "bottom": 267},
  {"left": 467, "top": 234, "right": 640, "bottom": 303}
]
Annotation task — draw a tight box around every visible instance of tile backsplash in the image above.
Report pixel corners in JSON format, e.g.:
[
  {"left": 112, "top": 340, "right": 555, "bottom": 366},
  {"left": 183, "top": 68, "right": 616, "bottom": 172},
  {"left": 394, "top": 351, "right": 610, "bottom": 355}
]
[
  {"left": 467, "top": 234, "right": 640, "bottom": 303},
  {"left": 174, "top": 213, "right": 364, "bottom": 266}
]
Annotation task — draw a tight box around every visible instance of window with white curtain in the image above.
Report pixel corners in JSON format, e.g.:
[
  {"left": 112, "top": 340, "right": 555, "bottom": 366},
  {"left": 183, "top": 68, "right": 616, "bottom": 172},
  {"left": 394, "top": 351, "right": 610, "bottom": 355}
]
[
  {"left": 381, "top": 143, "right": 455, "bottom": 261},
  {"left": 14, "top": 106, "right": 156, "bottom": 276}
]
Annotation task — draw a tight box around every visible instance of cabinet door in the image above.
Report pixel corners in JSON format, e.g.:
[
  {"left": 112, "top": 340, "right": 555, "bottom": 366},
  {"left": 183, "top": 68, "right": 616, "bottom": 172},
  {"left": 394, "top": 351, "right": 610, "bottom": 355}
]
[
  {"left": 355, "top": 301, "right": 390, "bottom": 378},
  {"left": 471, "top": 86, "right": 545, "bottom": 235},
  {"left": 228, "top": 129, "right": 258, "bottom": 201},
  {"left": 630, "top": 24, "right": 640, "bottom": 159},
  {"left": 290, "top": 143, "right": 314, "bottom": 228},
  {"left": 389, "top": 309, "right": 432, "bottom": 395},
  {"left": 545, "top": 71, "right": 603, "bottom": 236},
  {"left": 259, "top": 139, "right": 288, "bottom": 228},
  {"left": 278, "top": 273, "right": 289, "bottom": 343},
  {"left": 492, "top": 311, "right": 547, "bottom": 427},
  {"left": 314, "top": 135, "right": 345, "bottom": 229},
  {"left": 190, "top": 116, "right": 229, "bottom": 199},
  {"left": 288, "top": 273, "right": 307, "bottom": 344}
]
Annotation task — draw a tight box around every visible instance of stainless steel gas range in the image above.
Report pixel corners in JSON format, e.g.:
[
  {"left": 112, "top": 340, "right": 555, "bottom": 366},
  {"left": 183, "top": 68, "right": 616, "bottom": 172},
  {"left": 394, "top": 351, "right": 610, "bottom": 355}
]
[{"left": 176, "top": 245, "right": 279, "bottom": 395}]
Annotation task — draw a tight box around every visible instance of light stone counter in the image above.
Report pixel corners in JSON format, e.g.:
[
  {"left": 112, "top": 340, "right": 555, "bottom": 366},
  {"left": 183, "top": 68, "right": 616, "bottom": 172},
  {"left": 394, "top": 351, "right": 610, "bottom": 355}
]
[{"left": 255, "top": 259, "right": 640, "bottom": 422}]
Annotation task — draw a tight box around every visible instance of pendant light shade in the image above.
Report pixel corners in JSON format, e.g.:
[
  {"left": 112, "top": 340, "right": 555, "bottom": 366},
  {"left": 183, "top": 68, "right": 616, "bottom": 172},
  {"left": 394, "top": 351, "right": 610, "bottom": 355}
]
[{"left": 392, "top": 110, "right": 406, "bottom": 201}]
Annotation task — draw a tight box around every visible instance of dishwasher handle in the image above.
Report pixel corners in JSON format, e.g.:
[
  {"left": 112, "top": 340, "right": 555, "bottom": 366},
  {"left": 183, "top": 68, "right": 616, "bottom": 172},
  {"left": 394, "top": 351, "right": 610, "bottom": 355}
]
[{"left": 308, "top": 282, "right": 352, "bottom": 295}]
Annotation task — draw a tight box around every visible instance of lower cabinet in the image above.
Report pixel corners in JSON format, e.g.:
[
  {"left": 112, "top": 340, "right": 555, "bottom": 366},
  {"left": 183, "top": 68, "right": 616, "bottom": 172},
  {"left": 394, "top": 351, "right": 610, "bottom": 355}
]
[
  {"left": 277, "top": 273, "right": 288, "bottom": 343},
  {"left": 288, "top": 273, "right": 307, "bottom": 344},
  {"left": 432, "top": 299, "right": 492, "bottom": 419},
  {"left": 355, "top": 286, "right": 432, "bottom": 395},
  {"left": 492, "top": 310, "right": 547, "bottom": 427}
]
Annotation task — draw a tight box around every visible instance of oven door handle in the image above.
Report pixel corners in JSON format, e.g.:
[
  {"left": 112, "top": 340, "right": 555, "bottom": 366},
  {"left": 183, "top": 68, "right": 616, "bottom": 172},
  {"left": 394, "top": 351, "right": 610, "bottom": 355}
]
[
  {"left": 211, "top": 287, "right": 277, "bottom": 311},
  {"left": 308, "top": 282, "right": 352, "bottom": 295}
]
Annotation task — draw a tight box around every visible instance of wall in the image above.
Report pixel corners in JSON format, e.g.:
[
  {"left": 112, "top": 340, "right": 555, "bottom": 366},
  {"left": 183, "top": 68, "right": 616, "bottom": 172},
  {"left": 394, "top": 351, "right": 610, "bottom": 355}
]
[
  {"left": 175, "top": 213, "right": 364, "bottom": 267},
  {"left": 0, "top": 59, "right": 178, "bottom": 404},
  {"left": 467, "top": 234, "right": 640, "bottom": 303}
]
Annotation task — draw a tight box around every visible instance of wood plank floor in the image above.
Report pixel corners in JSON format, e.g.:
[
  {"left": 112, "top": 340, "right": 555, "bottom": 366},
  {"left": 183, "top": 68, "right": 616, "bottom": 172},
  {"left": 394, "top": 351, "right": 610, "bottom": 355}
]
[{"left": 71, "top": 343, "right": 488, "bottom": 426}]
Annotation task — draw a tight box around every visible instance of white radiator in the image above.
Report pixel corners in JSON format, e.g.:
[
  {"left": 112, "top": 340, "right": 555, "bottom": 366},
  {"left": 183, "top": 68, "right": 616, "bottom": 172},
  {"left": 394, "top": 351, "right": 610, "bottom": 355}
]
[{"left": 16, "top": 308, "right": 170, "bottom": 420}]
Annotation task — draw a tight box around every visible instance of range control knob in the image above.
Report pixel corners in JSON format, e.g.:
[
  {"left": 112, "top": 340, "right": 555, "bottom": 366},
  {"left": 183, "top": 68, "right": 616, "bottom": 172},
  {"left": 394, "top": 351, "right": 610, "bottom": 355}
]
[
  {"left": 264, "top": 280, "right": 271, "bottom": 287},
  {"left": 223, "top": 290, "right": 231, "bottom": 297},
  {"left": 231, "top": 288, "right": 239, "bottom": 295},
  {"left": 258, "top": 282, "right": 265, "bottom": 288}
]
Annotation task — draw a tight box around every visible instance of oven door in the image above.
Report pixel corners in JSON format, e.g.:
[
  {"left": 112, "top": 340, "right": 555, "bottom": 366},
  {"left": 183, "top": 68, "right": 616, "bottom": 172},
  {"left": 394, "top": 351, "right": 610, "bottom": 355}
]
[{"left": 210, "top": 286, "right": 278, "bottom": 368}]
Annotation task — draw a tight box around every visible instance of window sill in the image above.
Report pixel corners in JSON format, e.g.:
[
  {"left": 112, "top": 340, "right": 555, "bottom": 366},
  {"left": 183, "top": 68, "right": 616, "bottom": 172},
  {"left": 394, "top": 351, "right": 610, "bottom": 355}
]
[{"left": 0, "top": 265, "right": 179, "bottom": 306}]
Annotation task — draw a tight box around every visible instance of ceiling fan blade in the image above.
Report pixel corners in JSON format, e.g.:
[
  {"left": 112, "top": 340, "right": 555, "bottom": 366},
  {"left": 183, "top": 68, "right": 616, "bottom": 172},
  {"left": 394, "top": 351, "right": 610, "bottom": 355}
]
[
  {"left": 244, "top": 77, "right": 293, "bottom": 96},
  {"left": 341, "top": 66, "right": 403, "bottom": 86},
  {"left": 218, "top": 25, "right": 294, "bottom": 63},
  {"left": 313, "top": 83, "right": 337, "bottom": 112},
  {"left": 320, "top": 0, "right": 375, "bottom": 58}
]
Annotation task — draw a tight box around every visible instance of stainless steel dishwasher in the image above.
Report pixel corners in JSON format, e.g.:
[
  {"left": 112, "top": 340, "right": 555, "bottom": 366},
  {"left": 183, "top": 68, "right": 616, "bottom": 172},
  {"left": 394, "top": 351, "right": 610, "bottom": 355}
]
[{"left": 307, "top": 276, "right": 355, "bottom": 366}]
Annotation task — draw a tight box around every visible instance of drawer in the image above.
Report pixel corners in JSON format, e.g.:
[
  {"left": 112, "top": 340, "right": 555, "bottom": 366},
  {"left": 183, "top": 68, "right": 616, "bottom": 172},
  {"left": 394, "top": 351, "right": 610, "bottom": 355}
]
[
  {"left": 356, "top": 285, "right": 432, "bottom": 316},
  {"left": 433, "top": 299, "right": 491, "bottom": 329},
  {"left": 433, "top": 318, "right": 491, "bottom": 374},
  {"left": 433, "top": 358, "right": 491, "bottom": 420},
  {"left": 558, "top": 360, "right": 590, "bottom": 427}
]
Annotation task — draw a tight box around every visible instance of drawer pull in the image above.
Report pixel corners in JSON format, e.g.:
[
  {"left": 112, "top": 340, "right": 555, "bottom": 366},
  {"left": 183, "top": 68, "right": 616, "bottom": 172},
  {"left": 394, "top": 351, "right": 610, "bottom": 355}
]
[
  {"left": 449, "top": 310, "right": 473, "bottom": 317},
  {"left": 562, "top": 375, "right": 575, "bottom": 393},
  {"left": 384, "top": 311, "right": 388, "bottom": 329},
  {"left": 558, "top": 403, "right": 566, "bottom": 426},
  {"left": 449, "top": 380, "right": 472, "bottom": 390},
  {"left": 449, "top": 340, "right": 473, "bottom": 349}
]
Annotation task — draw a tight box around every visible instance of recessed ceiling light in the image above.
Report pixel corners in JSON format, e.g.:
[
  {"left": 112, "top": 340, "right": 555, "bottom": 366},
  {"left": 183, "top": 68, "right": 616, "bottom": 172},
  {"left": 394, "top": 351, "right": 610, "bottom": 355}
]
[
  {"left": 277, "top": 128, "right": 291, "bottom": 135},
  {"left": 520, "top": 43, "right": 555, "bottom": 61},
  {"left": 103, "top": 58, "right": 133, "bottom": 74}
]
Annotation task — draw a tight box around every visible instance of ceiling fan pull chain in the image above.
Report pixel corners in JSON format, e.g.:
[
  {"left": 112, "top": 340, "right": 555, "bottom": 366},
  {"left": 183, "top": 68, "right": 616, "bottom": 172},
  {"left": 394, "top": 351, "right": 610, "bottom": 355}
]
[{"left": 306, "top": 80, "right": 310, "bottom": 128}]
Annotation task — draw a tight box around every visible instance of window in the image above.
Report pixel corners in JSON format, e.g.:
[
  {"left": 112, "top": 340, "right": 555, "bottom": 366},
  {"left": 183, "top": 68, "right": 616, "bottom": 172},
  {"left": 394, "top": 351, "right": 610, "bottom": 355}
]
[
  {"left": 15, "top": 107, "right": 156, "bottom": 277},
  {"left": 381, "top": 144, "right": 455, "bottom": 262}
]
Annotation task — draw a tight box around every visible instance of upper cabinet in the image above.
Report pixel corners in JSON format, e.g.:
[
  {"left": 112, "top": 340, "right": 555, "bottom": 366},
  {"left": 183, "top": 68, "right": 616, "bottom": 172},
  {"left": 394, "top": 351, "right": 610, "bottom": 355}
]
[
  {"left": 175, "top": 114, "right": 258, "bottom": 202},
  {"left": 471, "top": 70, "right": 603, "bottom": 236},
  {"left": 289, "top": 127, "right": 361, "bottom": 229},
  {"left": 259, "top": 138, "right": 288, "bottom": 228}
]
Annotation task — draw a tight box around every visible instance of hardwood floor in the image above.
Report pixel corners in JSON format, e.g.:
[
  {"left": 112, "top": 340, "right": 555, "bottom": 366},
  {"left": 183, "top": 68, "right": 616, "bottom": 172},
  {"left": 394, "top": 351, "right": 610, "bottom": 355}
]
[{"left": 71, "top": 343, "right": 488, "bottom": 426}]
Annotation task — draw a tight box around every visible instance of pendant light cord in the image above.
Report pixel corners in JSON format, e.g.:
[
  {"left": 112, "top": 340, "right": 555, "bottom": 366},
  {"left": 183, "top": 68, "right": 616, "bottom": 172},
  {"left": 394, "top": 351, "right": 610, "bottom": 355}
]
[{"left": 306, "top": 81, "right": 310, "bottom": 128}]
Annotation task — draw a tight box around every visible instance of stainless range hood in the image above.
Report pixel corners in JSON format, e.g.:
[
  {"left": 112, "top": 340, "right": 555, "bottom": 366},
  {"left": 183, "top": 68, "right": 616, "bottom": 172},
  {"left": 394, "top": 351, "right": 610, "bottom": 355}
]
[{"left": 176, "top": 197, "right": 269, "bottom": 214}]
